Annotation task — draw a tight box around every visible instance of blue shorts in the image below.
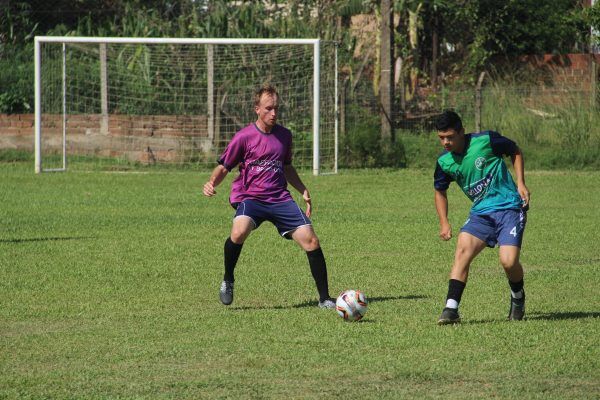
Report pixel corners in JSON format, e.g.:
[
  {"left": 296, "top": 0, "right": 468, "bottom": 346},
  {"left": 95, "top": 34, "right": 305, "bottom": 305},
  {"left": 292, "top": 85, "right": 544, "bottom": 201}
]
[
  {"left": 460, "top": 209, "right": 527, "bottom": 248},
  {"left": 232, "top": 199, "right": 312, "bottom": 239}
]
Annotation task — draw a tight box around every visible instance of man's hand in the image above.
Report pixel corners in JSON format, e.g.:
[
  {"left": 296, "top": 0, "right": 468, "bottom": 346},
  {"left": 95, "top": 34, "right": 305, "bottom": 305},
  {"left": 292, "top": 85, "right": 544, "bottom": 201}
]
[
  {"left": 203, "top": 165, "right": 228, "bottom": 198},
  {"left": 518, "top": 183, "right": 530, "bottom": 209},
  {"left": 203, "top": 181, "right": 217, "bottom": 197},
  {"left": 302, "top": 190, "right": 312, "bottom": 218},
  {"left": 434, "top": 189, "right": 451, "bottom": 241},
  {"left": 439, "top": 221, "right": 452, "bottom": 241}
]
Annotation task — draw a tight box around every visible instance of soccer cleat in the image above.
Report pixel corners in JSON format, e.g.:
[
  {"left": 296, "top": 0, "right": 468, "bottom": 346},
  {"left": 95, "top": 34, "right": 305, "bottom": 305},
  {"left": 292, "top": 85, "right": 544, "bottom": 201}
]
[
  {"left": 318, "top": 297, "right": 336, "bottom": 309},
  {"left": 219, "top": 280, "right": 234, "bottom": 305},
  {"left": 508, "top": 291, "right": 525, "bottom": 321},
  {"left": 437, "top": 307, "right": 461, "bottom": 325}
]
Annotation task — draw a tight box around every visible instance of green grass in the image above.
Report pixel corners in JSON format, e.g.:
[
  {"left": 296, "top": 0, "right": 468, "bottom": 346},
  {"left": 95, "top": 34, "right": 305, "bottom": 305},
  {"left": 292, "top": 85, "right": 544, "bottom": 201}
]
[{"left": 1, "top": 164, "right": 599, "bottom": 399}]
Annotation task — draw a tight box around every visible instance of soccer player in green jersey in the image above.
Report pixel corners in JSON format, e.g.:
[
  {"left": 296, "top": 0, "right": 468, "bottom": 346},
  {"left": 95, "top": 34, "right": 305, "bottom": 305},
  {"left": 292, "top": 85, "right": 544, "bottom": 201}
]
[{"left": 433, "top": 110, "right": 531, "bottom": 325}]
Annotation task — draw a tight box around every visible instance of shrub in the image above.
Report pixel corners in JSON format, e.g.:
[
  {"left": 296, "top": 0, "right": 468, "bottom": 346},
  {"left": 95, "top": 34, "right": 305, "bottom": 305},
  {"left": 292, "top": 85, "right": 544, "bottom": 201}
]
[
  {"left": 341, "top": 107, "right": 406, "bottom": 168},
  {"left": 0, "top": 92, "right": 31, "bottom": 114}
]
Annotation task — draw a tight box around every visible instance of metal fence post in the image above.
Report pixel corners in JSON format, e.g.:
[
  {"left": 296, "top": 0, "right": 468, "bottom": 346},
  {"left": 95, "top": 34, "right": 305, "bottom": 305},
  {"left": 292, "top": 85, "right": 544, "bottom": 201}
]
[
  {"left": 475, "top": 71, "right": 486, "bottom": 132},
  {"left": 592, "top": 57, "right": 598, "bottom": 110}
]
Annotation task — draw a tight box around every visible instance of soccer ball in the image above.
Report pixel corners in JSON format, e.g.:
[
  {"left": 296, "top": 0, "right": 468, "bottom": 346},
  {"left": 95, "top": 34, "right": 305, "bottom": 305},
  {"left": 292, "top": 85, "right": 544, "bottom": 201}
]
[{"left": 336, "top": 289, "right": 368, "bottom": 321}]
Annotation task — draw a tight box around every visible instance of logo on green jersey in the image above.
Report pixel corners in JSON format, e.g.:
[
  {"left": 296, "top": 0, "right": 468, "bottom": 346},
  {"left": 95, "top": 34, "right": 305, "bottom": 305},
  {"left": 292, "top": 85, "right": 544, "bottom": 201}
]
[
  {"left": 465, "top": 173, "right": 493, "bottom": 201},
  {"left": 475, "top": 157, "right": 486, "bottom": 170}
]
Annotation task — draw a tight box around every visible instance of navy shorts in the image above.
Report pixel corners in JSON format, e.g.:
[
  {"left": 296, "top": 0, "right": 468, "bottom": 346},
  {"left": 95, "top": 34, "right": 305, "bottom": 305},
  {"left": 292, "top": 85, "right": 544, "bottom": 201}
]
[
  {"left": 232, "top": 199, "right": 312, "bottom": 239},
  {"left": 460, "top": 208, "right": 527, "bottom": 248}
]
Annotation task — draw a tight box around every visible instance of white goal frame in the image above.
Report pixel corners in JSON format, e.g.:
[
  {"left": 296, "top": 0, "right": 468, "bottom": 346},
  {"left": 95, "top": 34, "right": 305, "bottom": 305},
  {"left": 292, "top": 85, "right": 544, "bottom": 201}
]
[{"left": 34, "top": 36, "right": 338, "bottom": 175}]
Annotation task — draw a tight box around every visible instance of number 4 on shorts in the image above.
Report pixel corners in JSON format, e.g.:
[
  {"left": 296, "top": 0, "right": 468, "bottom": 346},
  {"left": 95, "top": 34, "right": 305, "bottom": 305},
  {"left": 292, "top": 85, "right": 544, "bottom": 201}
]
[{"left": 510, "top": 226, "right": 517, "bottom": 237}]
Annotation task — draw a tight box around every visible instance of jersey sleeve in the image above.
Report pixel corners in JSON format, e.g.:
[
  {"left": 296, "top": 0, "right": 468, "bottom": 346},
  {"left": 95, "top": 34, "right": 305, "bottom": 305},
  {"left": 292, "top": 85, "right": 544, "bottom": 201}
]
[
  {"left": 489, "top": 131, "right": 517, "bottom": 158},
  {"left": 434, "top": 161, "right": 453, "bottom": 191},
  {"left": 217, "top": 133, "right": 245, "bottom": 171},
  {"left": 284, "top": 129, "right": 293, "bottom": 165}
]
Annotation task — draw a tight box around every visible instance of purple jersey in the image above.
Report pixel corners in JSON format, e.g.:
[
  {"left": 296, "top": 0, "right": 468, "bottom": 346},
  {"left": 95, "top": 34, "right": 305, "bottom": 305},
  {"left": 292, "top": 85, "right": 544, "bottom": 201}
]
[{"left": 218, "top": 123, "right": 293, "bottom": 204}]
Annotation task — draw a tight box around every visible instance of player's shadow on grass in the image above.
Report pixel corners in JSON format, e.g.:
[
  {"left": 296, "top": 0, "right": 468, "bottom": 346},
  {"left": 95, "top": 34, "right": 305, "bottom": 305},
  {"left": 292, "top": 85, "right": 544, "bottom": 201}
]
[
  {"left": 0, "top": 236, "right": 95, "bottom": 244},
  {"left": 291, "top": 294, "right": 428, "bottom": 309},
  {"left": 526, "top": 311, "right": 600, "bottom": 321},
  {"left": 230, "top": 294, "right": 427, "bottom": 311},
  {"left": 368, "top": 295, "right": 428, "bottom": 302},
  {"left": 464, "top": 311, "right": 600, "bottom": 325}
]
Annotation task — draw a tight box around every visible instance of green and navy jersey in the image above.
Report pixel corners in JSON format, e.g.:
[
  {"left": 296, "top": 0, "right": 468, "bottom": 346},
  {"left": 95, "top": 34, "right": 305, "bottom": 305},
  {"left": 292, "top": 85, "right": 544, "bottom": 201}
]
[{"left": 434, "top": 131, "right": 522, "bottom": 215}]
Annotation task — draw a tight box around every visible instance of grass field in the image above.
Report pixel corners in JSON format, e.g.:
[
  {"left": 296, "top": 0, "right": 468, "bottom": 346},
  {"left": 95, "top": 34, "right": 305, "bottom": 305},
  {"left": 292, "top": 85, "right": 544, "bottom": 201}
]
[{"left": 1, "top": 164, "right": 599, "bottom": 399}]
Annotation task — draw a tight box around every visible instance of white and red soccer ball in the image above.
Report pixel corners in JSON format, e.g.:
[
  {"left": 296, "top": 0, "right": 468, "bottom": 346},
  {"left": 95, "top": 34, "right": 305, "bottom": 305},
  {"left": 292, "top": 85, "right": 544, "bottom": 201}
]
[{"left": 336, "top": 289, "right": 368, "bottom": 321}]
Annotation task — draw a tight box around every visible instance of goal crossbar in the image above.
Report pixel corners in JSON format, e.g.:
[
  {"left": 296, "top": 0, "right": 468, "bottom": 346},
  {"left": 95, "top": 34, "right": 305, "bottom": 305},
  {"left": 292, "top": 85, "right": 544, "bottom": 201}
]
[{"left": 34, "top": 37, "right": 321, "bottom": 45}]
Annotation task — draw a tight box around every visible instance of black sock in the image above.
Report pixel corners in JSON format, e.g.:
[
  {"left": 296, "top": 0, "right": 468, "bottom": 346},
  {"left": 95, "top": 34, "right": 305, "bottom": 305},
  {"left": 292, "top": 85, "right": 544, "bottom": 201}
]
[
  {"left": 508, "top": 278, "right": 524, "bottom": 298},
  {"left": 306, "top": 247, "right": 330, "bottom": 302},
  {"left": 446, "top": 279, "right": 466, "bottom": 308},
  {"left": 224, "top": 237, "right": 243, "bottom": 282}
]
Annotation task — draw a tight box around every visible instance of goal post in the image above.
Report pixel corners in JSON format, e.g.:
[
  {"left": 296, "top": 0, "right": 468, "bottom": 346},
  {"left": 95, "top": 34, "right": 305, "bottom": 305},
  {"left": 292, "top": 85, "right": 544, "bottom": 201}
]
[{"left": 34, "top": 36, "right": 338, "bottom": 175}]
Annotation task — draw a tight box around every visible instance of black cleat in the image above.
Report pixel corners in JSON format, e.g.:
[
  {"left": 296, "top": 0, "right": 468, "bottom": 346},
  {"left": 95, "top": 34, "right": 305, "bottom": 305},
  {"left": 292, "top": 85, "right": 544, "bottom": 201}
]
[
  {"left": 437, "top": 307, "right": 461, "bottom": 325},
  {"left": 508, "top": 291, "right": 525, "bottom": 321},
  {"left": 219, "top": 280, "right": 234, "bottom": 305},
  {"left": 318, "top": 297, "right": 336, "bottom": 309}
]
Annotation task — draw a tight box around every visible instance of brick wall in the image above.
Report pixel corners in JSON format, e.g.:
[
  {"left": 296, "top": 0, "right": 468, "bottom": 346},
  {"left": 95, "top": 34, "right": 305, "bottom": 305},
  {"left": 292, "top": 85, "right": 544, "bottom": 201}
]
[
  {"left": 520, "top": 53, "right": 599, "bottom": 90},
  {"left": 509, "top": 53, "right": 600, "bottom": 109},
  {"left": 0, "top": 113, "right": 213, "bottom": 163},
  {"left": 0, "top": 114, "right": 33, "bottom": 150}
]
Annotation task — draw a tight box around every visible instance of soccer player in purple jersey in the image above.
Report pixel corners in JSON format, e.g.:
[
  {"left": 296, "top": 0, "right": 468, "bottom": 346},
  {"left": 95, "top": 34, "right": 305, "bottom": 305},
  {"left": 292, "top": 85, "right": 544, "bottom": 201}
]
[{"left": 203, "top": 84, "right": 336, "bottom": 309}]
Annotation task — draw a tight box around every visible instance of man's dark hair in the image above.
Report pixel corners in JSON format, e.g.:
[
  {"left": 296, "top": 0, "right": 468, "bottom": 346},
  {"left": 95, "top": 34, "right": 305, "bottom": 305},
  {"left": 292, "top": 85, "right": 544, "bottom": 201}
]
[{"left": 435, "top": 110, "right": 463, "bottom": 132}]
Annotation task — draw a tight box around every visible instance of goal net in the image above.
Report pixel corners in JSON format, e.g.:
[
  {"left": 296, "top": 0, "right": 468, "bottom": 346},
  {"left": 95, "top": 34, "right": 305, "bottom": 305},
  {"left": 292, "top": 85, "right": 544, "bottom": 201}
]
[{"left": 34, "top": 37, "right": 338, "bottom": 174}]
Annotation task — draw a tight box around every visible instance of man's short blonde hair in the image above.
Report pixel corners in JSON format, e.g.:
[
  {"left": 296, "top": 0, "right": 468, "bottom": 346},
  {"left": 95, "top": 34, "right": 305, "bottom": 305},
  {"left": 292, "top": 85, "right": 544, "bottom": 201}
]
[{"left": 254, "top": 84, "right": 278, "bottom": 106}]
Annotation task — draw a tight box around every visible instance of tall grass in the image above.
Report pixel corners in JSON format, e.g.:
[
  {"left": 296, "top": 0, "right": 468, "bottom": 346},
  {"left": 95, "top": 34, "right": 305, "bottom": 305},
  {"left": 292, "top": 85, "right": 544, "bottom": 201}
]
[
  {"left": 392, "top": 84, "right": 600, "bottom": 170},
  {"left": 481, "top": 85, "right": 600, "bottom": 169}
]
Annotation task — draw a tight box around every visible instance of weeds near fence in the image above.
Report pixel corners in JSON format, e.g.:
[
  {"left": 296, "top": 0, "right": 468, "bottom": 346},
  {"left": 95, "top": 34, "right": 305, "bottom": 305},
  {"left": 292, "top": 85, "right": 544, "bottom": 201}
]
[{"left": 481, "top": 85, "right": 600, "bottom": 169}]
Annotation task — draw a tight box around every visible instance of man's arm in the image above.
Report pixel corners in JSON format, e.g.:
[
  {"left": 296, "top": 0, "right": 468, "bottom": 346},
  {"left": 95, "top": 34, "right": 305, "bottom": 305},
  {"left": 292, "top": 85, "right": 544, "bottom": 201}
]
[
  {"left": 511, "top": 147, "right": 530, "bottom": 208},
  {"left": 203, "top": 164, "right": 229, "bottom": 197},
  {"left": 283, "top": 164, "right": 312, "bottom": 217},
  {"left": 435, "top": 189, "right": 452, "bottom": 241}
]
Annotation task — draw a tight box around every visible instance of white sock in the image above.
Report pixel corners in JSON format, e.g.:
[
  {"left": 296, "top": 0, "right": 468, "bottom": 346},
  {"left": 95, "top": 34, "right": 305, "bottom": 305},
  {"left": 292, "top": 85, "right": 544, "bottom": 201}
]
[{"left": 445, "top": 299, "right": 459, "bottom": 309}]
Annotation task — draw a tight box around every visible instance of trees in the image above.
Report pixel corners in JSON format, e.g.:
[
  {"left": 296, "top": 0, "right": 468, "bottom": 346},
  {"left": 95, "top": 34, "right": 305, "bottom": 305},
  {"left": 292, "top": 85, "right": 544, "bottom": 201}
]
[
  {"left": 585, "top": 0, "right": 600, "bottom": 49},
  {"left": 3, "top": 0, "right": 591, "bottom": 91},
  {"left": 0, "top": 0, "right": 595, "bottom": 165}
]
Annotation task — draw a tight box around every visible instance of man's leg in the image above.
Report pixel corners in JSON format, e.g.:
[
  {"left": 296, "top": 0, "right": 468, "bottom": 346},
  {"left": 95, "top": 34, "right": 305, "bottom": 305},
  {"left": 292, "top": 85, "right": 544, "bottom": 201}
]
[
  {"left": 291, "top": 226, "right": 334, "bottom": 308},
  {"left": 438, "top": 232, "right": 487, "bottom": 325},
  {"left": 499, "top": 245, "right": 525, "bottom": 320},
  {"left": 496, "top": 208, "right": 527, "bottom": 320},
  {"left": 220, "top": 216, "right": 254, "bottom": 305}
]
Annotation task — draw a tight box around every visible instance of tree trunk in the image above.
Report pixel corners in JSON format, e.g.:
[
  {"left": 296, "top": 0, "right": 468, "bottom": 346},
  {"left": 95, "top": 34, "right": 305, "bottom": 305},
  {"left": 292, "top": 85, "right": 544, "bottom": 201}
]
[
  {"left": 380, "top": 0, "right": 395, "bottom": 142},
  {"left": 431, "top": 13, "right": 438, "bottom": 91},
  {"left": 407, "top": 3, "right": 422, "bottom": 102}
]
